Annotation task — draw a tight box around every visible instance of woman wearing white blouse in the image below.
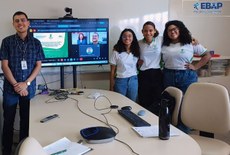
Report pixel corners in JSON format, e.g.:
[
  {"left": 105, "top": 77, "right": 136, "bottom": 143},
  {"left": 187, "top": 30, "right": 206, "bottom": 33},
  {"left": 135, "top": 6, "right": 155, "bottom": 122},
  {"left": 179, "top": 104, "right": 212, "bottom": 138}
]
[
  {"left": 162, "top": 20, "right": 211, "bottom": 94},
  {"left": 162, "top": 20, "right": 211, "bottom": 133},
  {"left": 110, "top": 28, "right": 140, "bottom": 102},
  {"left": 138, "top": 21, "right": 163, "bottom": 115}
]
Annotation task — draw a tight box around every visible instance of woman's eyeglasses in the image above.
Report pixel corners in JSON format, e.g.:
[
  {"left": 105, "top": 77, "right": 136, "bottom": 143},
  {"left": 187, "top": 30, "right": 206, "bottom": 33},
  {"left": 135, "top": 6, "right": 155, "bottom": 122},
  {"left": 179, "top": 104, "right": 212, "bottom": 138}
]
[{"left": 167, "top": 27, "right": 179, "bottom": 33}]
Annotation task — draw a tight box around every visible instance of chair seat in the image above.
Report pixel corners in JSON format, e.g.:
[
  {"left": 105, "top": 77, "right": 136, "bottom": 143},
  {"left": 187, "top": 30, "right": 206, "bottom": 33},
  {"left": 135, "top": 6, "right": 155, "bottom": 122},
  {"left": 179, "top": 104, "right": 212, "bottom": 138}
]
[
  {"left": 190, "top": 134, "right": 230, "bottom": 155},
  {"left": 16, "top": 137, "right": 48, "bottom": 155}
]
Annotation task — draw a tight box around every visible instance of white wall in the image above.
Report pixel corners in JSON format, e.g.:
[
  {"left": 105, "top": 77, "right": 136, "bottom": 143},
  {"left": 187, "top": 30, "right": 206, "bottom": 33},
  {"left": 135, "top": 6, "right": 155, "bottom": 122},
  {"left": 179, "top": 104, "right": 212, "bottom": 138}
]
[
  {"left": 0, "top": 0, "right": 168, "bottom": 42},
  {"left": 169, "top": 0, "right": 230, "bottom": 56},
  {"left": 0, "top": 0, "right": 168, "bottom": 90}
]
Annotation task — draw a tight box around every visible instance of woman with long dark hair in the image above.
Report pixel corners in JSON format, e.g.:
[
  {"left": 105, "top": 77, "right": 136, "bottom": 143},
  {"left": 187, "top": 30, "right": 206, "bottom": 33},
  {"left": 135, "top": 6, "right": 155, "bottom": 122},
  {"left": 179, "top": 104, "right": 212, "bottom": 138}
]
[{"left": 110, "top": 28, "right": 140, "bottom": 102}]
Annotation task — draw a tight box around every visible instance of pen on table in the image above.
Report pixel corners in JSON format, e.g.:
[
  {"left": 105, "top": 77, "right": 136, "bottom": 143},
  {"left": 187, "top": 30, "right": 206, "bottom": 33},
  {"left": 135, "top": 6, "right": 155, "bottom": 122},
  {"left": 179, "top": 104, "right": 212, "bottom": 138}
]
[{"left": 51, "top": 149, "right": 67, "bottom": 155}]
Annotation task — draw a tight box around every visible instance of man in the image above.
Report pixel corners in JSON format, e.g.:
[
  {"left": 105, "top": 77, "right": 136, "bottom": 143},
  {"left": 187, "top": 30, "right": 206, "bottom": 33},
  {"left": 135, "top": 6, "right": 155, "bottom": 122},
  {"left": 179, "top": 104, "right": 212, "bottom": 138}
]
[
  {"left": 0, "top": 11, "right": 44, "bottom": 155},
  {"left": 92, "top": 32, "right": 99, "bottom": 44}
]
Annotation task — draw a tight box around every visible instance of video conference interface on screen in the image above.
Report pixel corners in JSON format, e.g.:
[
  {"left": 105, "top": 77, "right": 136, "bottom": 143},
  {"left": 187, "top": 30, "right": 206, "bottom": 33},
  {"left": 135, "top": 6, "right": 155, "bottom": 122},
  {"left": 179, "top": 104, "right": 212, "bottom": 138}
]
[{"left": 29, "top": 18, "right": 109, "bottom": 67}]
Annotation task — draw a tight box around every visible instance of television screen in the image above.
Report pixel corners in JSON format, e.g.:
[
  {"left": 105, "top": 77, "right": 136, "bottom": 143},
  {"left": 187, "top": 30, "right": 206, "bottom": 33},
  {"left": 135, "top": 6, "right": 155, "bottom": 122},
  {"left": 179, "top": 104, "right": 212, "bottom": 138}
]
[{"left": 28, "top": 18, "right": 109, "bottom": 67}]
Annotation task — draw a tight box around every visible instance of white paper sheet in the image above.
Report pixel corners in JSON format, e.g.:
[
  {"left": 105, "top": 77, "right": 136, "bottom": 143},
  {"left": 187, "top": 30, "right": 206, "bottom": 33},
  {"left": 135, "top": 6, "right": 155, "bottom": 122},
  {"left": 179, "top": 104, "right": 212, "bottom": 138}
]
[
  {"left": 132, "top": 125, "right": 180, "bottom": 138},
  {"left": 43, "top": 137, "right": 92, "bottom": 155}
]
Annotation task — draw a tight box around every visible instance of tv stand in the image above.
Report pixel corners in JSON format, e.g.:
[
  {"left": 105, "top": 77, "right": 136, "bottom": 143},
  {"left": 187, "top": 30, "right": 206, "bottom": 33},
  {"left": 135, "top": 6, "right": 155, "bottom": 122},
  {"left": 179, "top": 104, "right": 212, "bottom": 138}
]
[
  {"left": 73, "top": 66, "right": 77, "bottom": 88},
  {"left": 60, "top": 66, "right": 64, "bottom": 89},
  {"left": 60, "top": 66, "right": 77, "bottom": 89}
]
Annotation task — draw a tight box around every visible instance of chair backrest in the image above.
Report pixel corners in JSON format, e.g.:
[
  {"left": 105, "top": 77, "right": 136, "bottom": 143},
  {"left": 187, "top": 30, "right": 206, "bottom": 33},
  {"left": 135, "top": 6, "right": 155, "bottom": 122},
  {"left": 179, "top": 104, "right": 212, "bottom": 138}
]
[
  {"left": 181, "top": 82, "right": 230, "bottom": 134},
  {"left": 15, "top": 137, "right": 48, "bottom": 155},
  {"left": 164, "top": 86, "right": 183, "bottom": 126}
]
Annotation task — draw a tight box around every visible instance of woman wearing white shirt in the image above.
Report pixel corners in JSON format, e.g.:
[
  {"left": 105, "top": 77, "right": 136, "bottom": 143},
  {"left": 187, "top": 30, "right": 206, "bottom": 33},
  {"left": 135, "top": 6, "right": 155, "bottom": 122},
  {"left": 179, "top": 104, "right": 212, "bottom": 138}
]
[
  {"left": 162, "top": 20, "right": 211, "bottom": 94},
  {"left": 162, "top": 20, "right": 211, "bottom": 133},
  {"left": 110, "top": 29, "right": 140, "bottom": 102},
  {"left": 138, "top": 21, "right": 163, "bottom": 115}
]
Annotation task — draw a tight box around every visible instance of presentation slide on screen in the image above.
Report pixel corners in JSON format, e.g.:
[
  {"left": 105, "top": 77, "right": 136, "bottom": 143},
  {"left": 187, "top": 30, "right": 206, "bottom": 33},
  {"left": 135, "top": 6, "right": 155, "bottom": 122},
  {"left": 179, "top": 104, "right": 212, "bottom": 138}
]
[{"left": 33, "top": 32, "right": 68, "bottom": 58}]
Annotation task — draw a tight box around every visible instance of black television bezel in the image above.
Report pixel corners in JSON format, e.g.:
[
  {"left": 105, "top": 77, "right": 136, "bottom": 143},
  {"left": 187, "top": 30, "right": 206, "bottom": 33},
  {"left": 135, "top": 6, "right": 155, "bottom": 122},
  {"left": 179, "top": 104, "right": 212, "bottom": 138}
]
[{"left": 28, "top": 18, "right": 109, "bottom": 67}]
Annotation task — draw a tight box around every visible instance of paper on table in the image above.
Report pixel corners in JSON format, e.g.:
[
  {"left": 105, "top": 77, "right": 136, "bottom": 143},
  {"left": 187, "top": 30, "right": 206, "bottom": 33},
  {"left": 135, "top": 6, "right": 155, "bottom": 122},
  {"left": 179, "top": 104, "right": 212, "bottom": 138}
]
[
  {"left": 132, "top": 125, "right": 180, "bottom": 138},
  {"left": 43, "top": 137, "right": 92, "bottom": 155},
  {"left": 43, "top": 137, "right": 70, "bottom": 154}
]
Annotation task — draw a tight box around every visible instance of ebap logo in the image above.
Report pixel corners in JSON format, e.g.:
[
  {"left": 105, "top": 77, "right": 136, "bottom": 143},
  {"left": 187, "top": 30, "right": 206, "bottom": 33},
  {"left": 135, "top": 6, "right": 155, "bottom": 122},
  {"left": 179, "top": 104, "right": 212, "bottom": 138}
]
[
  {"left": 194, "top": 2, "right": 199, "bottom": 10},
  {"left": 193, "top": 1, "right": 223, "bottom": 14}
]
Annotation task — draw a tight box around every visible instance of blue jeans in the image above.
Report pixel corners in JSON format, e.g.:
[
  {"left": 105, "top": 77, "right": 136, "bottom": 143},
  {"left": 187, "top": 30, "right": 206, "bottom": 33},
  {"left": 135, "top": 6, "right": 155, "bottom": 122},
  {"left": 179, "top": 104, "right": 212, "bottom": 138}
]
[
  {"left": 114, "top": 75, "right": 138, "bottom": 102},
  {"left": 163, "top": 68, "right": 198, "bottom": 94},
  {"left": 2, "top": 93, "right": 30, "bottom": 155}
]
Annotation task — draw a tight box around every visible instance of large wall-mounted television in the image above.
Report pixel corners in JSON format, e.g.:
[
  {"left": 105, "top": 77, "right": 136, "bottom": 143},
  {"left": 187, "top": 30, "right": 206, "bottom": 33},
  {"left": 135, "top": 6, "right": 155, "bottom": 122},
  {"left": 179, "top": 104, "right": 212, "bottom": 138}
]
[{"left": 29, "top": 18, "right": 109, "bottom": 67}]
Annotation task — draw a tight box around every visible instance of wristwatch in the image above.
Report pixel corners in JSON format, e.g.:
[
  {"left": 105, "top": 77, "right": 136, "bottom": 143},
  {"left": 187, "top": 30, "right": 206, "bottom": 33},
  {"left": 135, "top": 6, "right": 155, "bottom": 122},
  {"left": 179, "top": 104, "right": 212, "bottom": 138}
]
[{"left": 26, "top": 81, "right": 31, "bottom": 86}]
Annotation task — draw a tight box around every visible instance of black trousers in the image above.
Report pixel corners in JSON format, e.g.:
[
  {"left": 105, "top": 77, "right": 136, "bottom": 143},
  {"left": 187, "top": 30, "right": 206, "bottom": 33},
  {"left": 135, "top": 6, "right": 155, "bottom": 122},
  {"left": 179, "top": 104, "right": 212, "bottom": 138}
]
[
  {"left": 138, "top": 69, "right": 163, "bottom": 115},
  {"left": 2, "top": 96, "right": 30, "bottom": 155}
]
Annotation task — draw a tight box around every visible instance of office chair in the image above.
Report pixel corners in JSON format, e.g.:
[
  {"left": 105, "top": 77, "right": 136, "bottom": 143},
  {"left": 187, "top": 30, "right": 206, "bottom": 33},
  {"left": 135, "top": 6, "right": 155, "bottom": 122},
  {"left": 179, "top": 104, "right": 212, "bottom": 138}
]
[
  {"left": 181, "top": 82, "right": 230, "bottom": 155},
  {"left": 163, "top": 86, "right": 183, "bottom": 126},
  {"left": 14, "top": 137, "right": 48, "bottom": 155}
]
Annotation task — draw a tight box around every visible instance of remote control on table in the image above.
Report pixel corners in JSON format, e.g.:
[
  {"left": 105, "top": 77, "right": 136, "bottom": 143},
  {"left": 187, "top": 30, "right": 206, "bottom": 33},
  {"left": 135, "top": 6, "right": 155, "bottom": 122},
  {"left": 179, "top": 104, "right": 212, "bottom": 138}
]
[{"left": 40, "top": 114, "right": 59, "bottom": 123}]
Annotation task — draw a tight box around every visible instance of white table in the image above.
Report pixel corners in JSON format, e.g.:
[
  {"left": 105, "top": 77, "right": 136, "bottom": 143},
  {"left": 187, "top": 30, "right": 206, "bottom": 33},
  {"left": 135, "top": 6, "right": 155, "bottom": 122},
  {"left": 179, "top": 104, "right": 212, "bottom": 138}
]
[{"left": 30, "top": 89, "right": 201, "bottom": 155}]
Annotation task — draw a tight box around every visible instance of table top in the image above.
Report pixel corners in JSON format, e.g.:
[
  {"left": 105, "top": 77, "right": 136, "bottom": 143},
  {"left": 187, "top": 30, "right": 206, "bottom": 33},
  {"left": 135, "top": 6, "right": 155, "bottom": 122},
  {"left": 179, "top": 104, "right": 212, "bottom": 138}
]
[{"left": 30, "top": 89, "right": 201, "bottom": 155}]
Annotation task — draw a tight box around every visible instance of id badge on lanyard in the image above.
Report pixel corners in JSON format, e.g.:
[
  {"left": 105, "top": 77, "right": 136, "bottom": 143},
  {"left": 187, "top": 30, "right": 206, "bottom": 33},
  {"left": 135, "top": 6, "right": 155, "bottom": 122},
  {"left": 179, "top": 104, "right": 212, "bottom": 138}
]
[{"left": 21, "top": 60, "right": 28, "bottom": 70}]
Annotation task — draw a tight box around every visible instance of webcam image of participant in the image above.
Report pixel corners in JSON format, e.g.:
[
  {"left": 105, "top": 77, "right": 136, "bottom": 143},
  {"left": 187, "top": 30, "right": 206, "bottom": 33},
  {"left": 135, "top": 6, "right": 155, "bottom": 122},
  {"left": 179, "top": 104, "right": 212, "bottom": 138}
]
[
  {"left": 77, "top": 32, "right": 87, "bottom": 45},
  {"left": 91, "top": 32, "right": 99, "bottom": 44},
  {"left": 86, "top": 47, "right": 93, "bottom": 54},
  {"left": 90, "top": 32, "right": 107, "bottom": 44},
  {"left": 72, "top": 32, "right": 87, "bottom": 45}
]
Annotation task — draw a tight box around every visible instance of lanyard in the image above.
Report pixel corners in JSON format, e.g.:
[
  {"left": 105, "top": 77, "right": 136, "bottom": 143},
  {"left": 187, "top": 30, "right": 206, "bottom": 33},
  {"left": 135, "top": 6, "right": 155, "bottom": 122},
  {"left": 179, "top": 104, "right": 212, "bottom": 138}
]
[{"left": 15, "top": 35, "right": 28, "bottom": 60}]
